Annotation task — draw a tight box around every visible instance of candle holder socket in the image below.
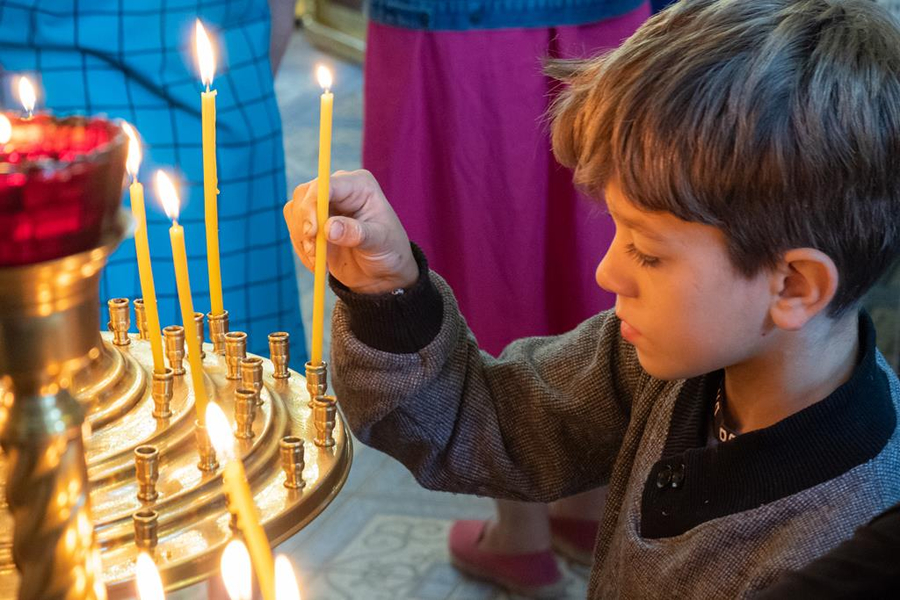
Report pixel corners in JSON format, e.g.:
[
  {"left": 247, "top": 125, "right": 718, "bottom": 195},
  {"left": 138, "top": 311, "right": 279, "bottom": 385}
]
[
  {"left": 224, "top": 331, "right": 247, "bottom": 380},
  {"left": 194, "top": 420, "right": 219, "bottom": 472},
  {"left": 305, "top": 361, "right": 328, "bottom": 408},
  {"left": 268, "top": 331, "right": 290, "bottom": 379},
  {"left": 134, "top": 298, "right": 148, "bottom": 340},
  {"left": 234, "top": 388, "right": 257, "bottom": 440},
  {"left": 133, "top": 509, "right": 159, "bottom": 554},
  {"left": 163, "top": 325, "right": 186, "bottom": 375},
  {"left": 151, "top": 368, "right": 174, "bottom": 419},
  {"left": 193, "top": 311, "right": 206, "bottom": 360},
  {"left": 240, "top": 356, "right": 264, "bottom": 406},
  {"left": 108, "top": 298, "right": 131, "bottom": 346},
  {"left": 280, "top": 436, "right": 306, "bottom": 490},
  {"left": 207, "top": 310, "right": 229, "bottom": 355},
  {"left": 134, "top": 445, "right": 159, "bottom": 502},
  {"left": 313, "top": 395, "right": 338, "bottom": 448}
]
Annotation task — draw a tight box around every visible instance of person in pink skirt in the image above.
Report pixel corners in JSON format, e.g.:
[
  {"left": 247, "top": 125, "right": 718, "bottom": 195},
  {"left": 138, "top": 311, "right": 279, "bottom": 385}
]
[{"left": 362, "top": 0, "right": 651, "bottom": 595}]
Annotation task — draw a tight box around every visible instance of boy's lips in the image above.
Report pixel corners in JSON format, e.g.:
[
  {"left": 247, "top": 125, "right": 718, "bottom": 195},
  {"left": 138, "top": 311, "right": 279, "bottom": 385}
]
[{"left": 617, "top": 315, "right": 641, "bottom": 342}]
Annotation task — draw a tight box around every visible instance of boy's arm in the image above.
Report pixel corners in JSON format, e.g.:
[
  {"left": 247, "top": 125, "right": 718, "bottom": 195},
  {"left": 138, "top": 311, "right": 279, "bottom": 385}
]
[
  {"left": 754, "top": 502, "right": 900, "bottom": 598},
  {"left": 330, "top": 244, "right": 649, "bottom": 502}
]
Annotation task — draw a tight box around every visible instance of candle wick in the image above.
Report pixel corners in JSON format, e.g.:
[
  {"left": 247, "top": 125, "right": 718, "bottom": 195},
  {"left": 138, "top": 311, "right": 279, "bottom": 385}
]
[{"left": 205, "top": 83, "right": 210, "bottom": 93}]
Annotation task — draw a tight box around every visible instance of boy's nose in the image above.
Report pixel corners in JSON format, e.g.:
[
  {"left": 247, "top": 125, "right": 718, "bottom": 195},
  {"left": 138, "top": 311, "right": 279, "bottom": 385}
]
[{"left": 595, "top": 249, "right": 636, "bottom": 298}]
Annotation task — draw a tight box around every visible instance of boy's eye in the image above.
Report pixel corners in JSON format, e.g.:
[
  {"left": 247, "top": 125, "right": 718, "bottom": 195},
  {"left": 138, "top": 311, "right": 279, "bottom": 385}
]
[{"left": 625, "top": 243, "right": 660, "bottom": 267}]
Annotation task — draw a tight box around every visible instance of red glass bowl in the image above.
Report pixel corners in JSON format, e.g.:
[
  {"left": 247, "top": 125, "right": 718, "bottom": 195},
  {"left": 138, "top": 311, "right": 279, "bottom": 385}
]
[{"left": 0, "top": 113, "right": 127, "bottom": 267}]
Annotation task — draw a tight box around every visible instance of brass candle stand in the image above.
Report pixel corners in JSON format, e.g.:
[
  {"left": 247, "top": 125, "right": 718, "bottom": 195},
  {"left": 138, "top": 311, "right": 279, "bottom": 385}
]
[{"left": 0, "top": 250, "right": 352, "bottom": 599}]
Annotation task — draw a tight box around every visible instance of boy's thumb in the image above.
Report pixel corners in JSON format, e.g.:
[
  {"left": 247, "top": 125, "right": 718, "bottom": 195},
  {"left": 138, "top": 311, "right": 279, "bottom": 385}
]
[
  {"left": 327, "top": 218, "right": 346, "bottom": 242},
  {"left": 327, "top": 217, "right": 387, "bottom": 251}
]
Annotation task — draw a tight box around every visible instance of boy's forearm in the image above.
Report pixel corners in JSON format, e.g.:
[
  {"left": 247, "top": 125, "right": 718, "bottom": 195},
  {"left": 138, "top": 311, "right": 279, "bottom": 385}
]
[{"left": 330, "top": 265, "right": 648, "bottom": 501}]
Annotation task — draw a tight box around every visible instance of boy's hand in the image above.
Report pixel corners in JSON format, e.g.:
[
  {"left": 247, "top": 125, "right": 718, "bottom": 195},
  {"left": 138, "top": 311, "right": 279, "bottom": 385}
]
[{"left": 284, "top": 170, "right": 419, "bottom": 295}]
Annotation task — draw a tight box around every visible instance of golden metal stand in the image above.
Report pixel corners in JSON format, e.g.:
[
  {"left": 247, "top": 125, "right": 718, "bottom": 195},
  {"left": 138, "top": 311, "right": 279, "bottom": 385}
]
[{"left": 0, "top": 233, "right": 352, "bottom": 598}]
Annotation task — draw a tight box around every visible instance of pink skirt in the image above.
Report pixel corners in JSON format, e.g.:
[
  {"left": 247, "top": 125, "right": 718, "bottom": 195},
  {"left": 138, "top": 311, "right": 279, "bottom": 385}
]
[{"left": 363, "top": 5, "right": 651, "bottom": 355}]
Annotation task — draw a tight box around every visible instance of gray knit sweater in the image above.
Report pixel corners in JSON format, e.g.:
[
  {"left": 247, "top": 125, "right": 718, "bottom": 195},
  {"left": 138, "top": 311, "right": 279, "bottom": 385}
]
[{"left": 329, "top": 254, "right": 900, "bottom": 598}]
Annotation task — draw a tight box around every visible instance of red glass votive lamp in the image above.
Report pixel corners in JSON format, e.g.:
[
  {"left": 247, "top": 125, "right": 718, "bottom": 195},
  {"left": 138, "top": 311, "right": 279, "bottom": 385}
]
[{"left": 0, "top": 113, "right": 127, "bottom": 267}]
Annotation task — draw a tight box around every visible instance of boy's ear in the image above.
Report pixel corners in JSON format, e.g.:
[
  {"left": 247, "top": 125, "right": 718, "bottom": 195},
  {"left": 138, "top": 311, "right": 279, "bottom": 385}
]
[{"left": 768, "top": 248, "right": 839, "bottom": 331}]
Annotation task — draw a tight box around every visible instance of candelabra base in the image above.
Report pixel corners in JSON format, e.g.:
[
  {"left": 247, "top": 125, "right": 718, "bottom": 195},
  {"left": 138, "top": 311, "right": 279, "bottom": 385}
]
[{"left": 0, "top": 335, "right": 352, "bottom": 599}]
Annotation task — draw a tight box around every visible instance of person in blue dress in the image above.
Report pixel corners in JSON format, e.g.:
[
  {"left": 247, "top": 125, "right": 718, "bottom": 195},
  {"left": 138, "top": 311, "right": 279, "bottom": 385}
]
[{"left": 0, "top": 0, "right": 307, "bottom": 367}]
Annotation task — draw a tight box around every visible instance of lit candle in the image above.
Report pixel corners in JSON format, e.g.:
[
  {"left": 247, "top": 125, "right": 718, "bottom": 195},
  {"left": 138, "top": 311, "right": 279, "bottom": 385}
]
[
  {"left": 195, "top": 20, "right": 224, "bottom": 317},
  {"left": 274, "top": 555, "right": 302, "bottom": 600},
  {"left": 156, "top": 170, "right": 210, "bottom": 424},
  {"left": 18, "top": 76, "right": 36, "bottom": 118},
  {"left": 135, "top": 552, "right": 165, "bottom": 600},
  {"left": 206, "top": 402, "right": 275, "bottom": 600},
  {"left": 123, "top": 123, "right": 166, "bottom": 373},
  {"left": 221, "top": 539, "right": 253, "bottom": 600},
  {"left": 310, "top": 65, "right": 333, "bottom": 366}
]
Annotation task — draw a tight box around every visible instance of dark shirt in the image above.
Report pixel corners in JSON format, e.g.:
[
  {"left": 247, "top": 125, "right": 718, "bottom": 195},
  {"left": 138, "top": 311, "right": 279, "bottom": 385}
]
[{"left": 756, "top": 502, "right": 900, "bottom": 598}]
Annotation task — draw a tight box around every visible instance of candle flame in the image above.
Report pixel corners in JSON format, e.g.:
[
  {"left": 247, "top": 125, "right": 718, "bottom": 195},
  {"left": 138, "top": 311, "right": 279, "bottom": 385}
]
[
  {"left": 135, "top": 553, "right": 165, "bottom": 600},
  {"left": 274, "top": 555, "right": 302, "bottom": 600},
  {"left": 205, "top": 402, "right": 235, "bottom": 461},
  {"left": 315, "top": 65, "right": 332, "bottom": 92},
  {"left": 220, "top": 540, "right": 252, "bottom": 600},
  {"left": 0, "top": 115, "right": 10, "bottom": 144},
  {"left": 122, "top": 122, "right": 142, "bottom": 178},
  {"left": 155, "top": 171, "right": 180, "bottom": 221},
  {"left": 195, "top": 20, "right": 216, "bottom": 88},
  {"left": 18, "top": 76, "right": 36, "bottom": 115}
]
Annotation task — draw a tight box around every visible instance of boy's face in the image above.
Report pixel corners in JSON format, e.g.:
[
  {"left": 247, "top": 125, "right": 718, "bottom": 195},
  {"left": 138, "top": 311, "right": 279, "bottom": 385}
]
[{"left": 597, "top": 182, "right": 774, "bottom": 380}]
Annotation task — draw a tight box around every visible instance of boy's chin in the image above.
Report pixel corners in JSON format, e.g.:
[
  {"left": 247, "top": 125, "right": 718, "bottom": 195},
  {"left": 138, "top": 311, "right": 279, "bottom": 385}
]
[{"left": 635, "top": 349, "right": 708, "bottom": 381}]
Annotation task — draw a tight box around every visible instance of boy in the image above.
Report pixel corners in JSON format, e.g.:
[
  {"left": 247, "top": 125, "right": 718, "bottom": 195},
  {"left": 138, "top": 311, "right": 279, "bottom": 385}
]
[{"left": 284, "top": 0, "right": 900, "bottom": 596}]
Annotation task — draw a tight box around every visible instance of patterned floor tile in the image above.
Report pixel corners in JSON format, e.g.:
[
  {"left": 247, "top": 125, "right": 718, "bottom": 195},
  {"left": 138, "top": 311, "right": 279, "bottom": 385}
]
[{"left": 299, "top": 515, "right": 588, "bottom": 600}]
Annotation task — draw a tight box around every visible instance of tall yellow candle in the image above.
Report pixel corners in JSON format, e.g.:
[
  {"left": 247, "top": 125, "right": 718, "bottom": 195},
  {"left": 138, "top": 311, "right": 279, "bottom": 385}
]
[
  {"left": 310, "top": 65, "right": 333, "bottom": 366},
  {"left": 123, "top": 123, "right": 165, "bottom": 373},
  {"left": 156, "top": 171, "right": 209, "bottom": 424},
  {"left": 196, "top": 20, "right": 224, "bottom": 317},
  {"left": 206, "top": 402, "right": 275, "bottom": 600}
]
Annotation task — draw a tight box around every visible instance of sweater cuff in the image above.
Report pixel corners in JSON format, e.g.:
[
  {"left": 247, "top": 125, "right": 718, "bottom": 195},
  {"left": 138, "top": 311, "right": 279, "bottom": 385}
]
[{"left": 329, "top": 243, "right": 444, "bottom": 353}]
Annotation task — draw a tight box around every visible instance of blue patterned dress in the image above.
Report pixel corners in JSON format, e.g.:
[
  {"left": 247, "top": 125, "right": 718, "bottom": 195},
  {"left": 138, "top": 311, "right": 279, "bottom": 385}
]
[{"left": 0, "top": 0, "right": 307, "bottom": 366}]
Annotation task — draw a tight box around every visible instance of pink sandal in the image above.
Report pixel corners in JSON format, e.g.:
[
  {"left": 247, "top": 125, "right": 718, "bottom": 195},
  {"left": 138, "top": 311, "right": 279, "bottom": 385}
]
[
  {"left": 448, "top": 520, "right": 566, "bottom": 598},
  {"left": 549, "top": 517, "right": 599, "bottom": 566}
]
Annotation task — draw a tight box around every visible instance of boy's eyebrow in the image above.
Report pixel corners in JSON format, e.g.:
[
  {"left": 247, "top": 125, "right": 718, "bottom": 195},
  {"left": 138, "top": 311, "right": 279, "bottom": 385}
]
[{"left": 606, "top": 206, "right": 668, "bottom": 242}]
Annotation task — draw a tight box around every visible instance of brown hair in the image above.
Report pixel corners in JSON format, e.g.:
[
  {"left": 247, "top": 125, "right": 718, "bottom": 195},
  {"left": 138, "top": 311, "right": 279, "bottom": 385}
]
[{"left": 549, "top": 0, "right": 900, "bottom": 316}]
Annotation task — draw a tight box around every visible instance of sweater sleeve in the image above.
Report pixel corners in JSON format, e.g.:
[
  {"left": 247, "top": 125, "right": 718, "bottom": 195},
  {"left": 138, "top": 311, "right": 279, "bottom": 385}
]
[
  {"left": 753, "top": 502, "right": 900, "bottom": 599},
  {"left": 329, "top": 249, "right": 650, "bottom": 502}
]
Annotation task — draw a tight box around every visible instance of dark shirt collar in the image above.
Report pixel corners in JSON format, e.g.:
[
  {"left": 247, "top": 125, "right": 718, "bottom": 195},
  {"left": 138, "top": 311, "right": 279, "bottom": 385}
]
[{"left": 641, "top": 310, "right": 895, "bottom": 538}]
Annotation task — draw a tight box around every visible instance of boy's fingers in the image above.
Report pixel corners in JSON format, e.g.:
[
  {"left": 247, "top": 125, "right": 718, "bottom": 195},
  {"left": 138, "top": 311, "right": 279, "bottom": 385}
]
[
  {"left": 293, "top": 182, "right": 317, "bottom": 236},
  {"left": 327, "top": 216, "right": 389, "bottom": 252},
  {"left": 295, "top": 170, "right": 382, "bottom": 233},
  {"left": 300, "top": 241, "right": 315, "bottom": 271},
  {"left": 292, "top": 181, "right": 311, "bottom": 202},
  {"left": 284, "top": 197, "right": 313, "bottom": 240},
  {"left": 328, "top": 170, "right": 381, "bottom": 215},
  {"left": 283, "top": 198, "right": 293, "bottom": 225}
]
